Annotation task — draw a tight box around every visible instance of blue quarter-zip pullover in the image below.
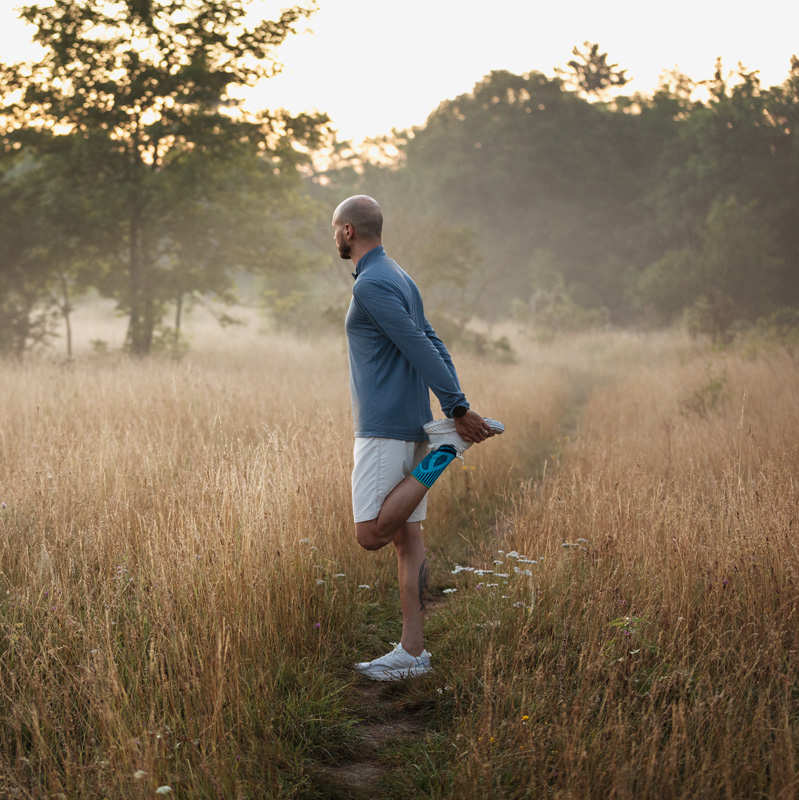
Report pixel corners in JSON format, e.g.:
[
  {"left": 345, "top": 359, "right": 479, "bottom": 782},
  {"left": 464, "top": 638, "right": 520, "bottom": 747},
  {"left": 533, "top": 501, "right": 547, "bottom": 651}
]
[{"left": 346, "top": 246, "right": 469, "bottom": 441}]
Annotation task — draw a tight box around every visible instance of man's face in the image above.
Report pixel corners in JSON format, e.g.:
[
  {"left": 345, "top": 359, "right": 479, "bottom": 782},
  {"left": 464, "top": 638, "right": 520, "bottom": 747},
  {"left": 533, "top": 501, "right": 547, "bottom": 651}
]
[{"left": 332, "top": 219, "right": 352, "bottom": 260}]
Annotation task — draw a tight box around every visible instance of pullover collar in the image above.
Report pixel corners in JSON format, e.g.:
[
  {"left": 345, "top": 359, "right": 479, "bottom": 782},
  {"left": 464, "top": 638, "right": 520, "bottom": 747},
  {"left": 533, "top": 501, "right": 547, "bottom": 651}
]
[{"left": 352, "top": 245, "right": 385, "bottom": 279}]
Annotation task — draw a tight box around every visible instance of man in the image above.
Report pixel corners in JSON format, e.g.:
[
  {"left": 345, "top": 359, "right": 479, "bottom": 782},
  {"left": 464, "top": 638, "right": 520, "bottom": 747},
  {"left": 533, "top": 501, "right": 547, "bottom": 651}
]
[{"left": 332, "top": 194, "right": 503, "bottom": 681}]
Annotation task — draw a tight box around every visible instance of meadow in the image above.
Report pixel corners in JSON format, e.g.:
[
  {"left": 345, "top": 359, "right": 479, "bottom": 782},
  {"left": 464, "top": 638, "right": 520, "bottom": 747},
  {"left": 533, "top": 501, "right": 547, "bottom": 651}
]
[{"left": 0, "top": 326, "right": 797, "bottom": 798}]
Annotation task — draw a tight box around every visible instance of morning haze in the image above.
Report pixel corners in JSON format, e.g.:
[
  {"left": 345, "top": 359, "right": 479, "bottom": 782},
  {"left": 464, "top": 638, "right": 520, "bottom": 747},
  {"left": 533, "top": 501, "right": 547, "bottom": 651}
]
[{"left": 1, "top": 1, "right": 798, "bottom": 797}]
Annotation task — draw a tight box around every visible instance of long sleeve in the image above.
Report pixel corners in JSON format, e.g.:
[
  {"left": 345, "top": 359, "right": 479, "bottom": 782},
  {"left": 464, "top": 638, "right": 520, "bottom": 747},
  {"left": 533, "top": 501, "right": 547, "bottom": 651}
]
[
  {"left": 423, "top": 317, "right": 470, "bottom": 416},
  {"left": 353, "top": 278, "right": 468, "bottom": 416}
]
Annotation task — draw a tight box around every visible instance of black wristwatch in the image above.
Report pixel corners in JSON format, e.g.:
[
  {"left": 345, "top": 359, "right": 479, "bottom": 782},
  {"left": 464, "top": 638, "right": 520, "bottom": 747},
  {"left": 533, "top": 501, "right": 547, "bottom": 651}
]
[{"left": 452, "top": 405, "right": 468, "bottom": 419}]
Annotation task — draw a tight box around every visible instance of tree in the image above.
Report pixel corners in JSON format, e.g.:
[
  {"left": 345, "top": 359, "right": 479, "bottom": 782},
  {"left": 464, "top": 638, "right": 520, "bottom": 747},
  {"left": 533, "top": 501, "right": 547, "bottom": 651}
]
[
  {"left": 1, "top": 0, "right": 330, "bottom": 354},
  {"left": 646, "top": 57, "right": 799, "bottom": 326},
  {"left": 0, "top": 161, "right": 56, "bottom": 357},
  {"left": 763, "top": 56, "right": 799, "bottom": 306},
  {"left": 387, "top": 69, "right": 653, "bottom": 321},
  {"left": 564, "top": 42, "right": 629, "bottom": 98},
  {"left": 0, "top": 147, "right": 97, "bottom": 358},
  {"left": 316, "top": 55, "right": 799, "bottom": 335}
]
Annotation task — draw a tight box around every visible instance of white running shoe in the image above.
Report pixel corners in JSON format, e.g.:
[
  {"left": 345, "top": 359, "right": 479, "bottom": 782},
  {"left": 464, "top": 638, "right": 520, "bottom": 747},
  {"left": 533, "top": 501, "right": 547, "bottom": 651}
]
[
  {"left": 354, "top": 643, "right": 432, "bottom": 681},
  {"left": 423, "top": 417, "right": 505, "bottom": 457}
]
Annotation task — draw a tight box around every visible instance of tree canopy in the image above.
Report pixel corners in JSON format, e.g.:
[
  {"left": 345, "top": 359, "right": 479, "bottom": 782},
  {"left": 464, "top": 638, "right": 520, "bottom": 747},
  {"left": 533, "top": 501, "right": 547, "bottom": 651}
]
[
  {"left": 2, "top": 27, "right": 798, "bottom": 355},
  {"left": 319, "top": 55, "right": 799, "bottom": 338},
  {"left": 1, "top": 0, "right": 330, "bottom": 355}
]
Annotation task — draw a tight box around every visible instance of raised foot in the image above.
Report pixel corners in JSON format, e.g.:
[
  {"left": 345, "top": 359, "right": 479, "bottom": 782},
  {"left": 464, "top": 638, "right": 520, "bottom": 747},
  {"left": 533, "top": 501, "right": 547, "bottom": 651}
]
[{"left": 423, "top": 417, "right": 505, "bottom": 456}]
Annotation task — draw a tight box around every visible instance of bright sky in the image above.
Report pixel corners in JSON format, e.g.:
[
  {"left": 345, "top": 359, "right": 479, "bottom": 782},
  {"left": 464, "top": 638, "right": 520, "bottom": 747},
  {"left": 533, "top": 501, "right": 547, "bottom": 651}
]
[{"left": 2, "top": 0, "right": 798, "bottom": 143}]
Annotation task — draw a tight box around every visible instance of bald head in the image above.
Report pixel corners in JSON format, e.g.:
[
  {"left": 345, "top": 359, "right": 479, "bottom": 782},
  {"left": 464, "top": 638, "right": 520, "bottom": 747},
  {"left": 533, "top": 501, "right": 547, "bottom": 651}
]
[{"left": 332, "top": 195, "right": 383, "bottom": 241}]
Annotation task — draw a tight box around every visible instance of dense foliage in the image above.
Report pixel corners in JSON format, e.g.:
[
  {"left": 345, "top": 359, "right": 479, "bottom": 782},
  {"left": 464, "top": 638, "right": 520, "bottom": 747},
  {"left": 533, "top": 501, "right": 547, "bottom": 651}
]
[
  {"left": 0, "top": 0, "right": 330, "bottom": 355},
  {"left": 1, "top": 12, "right": 798, "bottom": 354},
  {"left": 322, "top": 57, "right": 799, "bottom": 338}
]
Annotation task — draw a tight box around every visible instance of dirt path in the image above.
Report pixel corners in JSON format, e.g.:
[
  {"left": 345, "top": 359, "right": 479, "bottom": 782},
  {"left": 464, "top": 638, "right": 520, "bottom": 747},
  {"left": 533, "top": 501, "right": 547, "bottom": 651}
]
[
  {"left": 312, "top": 598, "right": 447, "bottom": 799},
  {"left": 314, "top": 683, "right": 429, "bottom": 797},
  {"left": 310, "top": 372, "right": 596, "bottom": 798}
]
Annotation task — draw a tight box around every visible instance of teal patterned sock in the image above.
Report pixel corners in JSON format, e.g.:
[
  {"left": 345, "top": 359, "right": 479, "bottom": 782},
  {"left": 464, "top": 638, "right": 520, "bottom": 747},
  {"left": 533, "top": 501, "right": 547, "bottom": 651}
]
[{"left": 412, "top": 445, "right": 458, "bottom": 488}]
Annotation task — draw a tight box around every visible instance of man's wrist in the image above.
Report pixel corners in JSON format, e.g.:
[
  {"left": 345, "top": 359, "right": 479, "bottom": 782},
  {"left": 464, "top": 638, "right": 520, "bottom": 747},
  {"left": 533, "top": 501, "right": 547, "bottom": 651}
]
[{"left": 452, "top": 405, "right": 468, "bottom": 419}]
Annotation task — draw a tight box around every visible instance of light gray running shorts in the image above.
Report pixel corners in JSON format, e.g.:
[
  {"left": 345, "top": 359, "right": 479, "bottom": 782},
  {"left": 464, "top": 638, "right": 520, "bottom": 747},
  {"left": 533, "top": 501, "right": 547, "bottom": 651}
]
[{"left": 351, "top": 437, "right": 428, "bottom": 524}]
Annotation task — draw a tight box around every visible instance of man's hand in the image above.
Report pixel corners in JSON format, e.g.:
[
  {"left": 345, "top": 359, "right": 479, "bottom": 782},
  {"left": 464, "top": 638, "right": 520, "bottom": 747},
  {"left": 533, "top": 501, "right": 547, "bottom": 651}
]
[{"left": 454, "top": 409, "right": 496, "bottom": 443}]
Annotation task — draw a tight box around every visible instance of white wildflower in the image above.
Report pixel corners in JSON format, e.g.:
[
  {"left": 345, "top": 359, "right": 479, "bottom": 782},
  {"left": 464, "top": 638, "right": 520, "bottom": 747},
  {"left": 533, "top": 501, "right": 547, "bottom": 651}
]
[
  {"left": 133, "top": 770, "right": 147, "bottom": 780},
  {"left": 513, "top": 566, "right": 532, "bottom": 576},
  {"left": 315, "top": 579, "right": 326, "bottom": 585},
  {"left": 155, "top": 787, "right": 172, "bottom": 795},
  {"left": 357, "top": 584, "right": 371, "bottom": 590},
  {"left": 506, "top": 551, "right": 519, "bottom": 559},
  {"left": 334, "top": 573, "right": 346, "bottom": 578},
  {"left": 442, "top": 588, "right": 457, "bottom": 594}
]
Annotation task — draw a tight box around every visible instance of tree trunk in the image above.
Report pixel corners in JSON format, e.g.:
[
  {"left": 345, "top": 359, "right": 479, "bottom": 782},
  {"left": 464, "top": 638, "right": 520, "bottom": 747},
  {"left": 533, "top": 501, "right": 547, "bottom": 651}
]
[
  {"left": 174, "top": 292, "right": 183, "bottom": 347},
  {"left": 126, "top": 132, "right": 154, "bottom": 357},
  {"left": 142, "top": 285, "right": 155, "bottom": 354},
  {"left": 12, "top": 295, "right": 34, "bottom": 361},
  {"left": 127, "top": 202, "right": 148, "bottom": 355},
  {"left": 58, "top": 268, "right": 73, "bottom": 360}
]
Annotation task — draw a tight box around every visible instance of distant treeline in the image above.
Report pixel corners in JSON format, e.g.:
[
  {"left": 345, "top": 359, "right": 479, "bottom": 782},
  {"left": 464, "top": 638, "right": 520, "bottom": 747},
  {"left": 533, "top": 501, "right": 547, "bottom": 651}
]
[
  {"left": 1, "top": 2, "right": 797, "bottom": 357},
  {"left": 320, "top": 54, "right": 799, "bottom": 341}
]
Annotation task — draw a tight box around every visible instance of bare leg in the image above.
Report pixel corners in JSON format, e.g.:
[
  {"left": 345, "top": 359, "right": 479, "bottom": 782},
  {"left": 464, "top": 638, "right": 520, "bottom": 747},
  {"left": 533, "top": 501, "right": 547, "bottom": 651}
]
[
  {"left": 355, "top": 474, "right": 427, "bottom": 551},
  {"left": 393, "top": 522, "right": 427, "bottom": 656}
]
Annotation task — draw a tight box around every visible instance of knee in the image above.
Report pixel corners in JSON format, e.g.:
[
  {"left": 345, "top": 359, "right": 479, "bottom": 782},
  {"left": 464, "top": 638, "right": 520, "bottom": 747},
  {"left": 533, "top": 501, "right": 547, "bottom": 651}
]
[{"left": 356, "top": 525, "right": 383, "bottom": 551}]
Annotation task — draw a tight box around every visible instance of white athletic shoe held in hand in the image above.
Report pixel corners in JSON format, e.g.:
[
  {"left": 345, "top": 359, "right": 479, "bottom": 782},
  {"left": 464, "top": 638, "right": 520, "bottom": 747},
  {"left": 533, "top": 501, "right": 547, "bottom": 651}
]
[{"left": 423, "top": 417, "right": 505, "bottom": 457}]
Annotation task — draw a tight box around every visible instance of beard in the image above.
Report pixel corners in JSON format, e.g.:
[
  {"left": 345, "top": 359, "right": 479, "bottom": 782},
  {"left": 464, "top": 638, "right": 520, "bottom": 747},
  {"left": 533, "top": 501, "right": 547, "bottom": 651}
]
[{"left": 337, "top": 241, "right": 352, "bottom": 259}]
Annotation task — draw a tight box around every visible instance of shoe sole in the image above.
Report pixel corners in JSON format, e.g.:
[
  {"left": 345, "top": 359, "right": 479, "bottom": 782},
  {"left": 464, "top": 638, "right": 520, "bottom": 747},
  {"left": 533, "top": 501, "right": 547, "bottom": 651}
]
[
  {"left": 424, "top": 417, "right": 505, "bottom": 435},
  {"left": 354, "top": 664, "right": 432, "bottom": 681}
]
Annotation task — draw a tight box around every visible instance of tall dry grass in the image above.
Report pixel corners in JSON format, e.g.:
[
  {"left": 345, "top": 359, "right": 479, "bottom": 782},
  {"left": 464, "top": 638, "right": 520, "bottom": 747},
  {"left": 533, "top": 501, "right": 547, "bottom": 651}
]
[
  {"left": 2, "top": 328, "right": 796, "bottom": 798},
  {"left": 0, "top": 330, "right": 569, "bottom": 798},
  {"left": 435, "top": 345, "right": 799, "bottom": 799}
]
